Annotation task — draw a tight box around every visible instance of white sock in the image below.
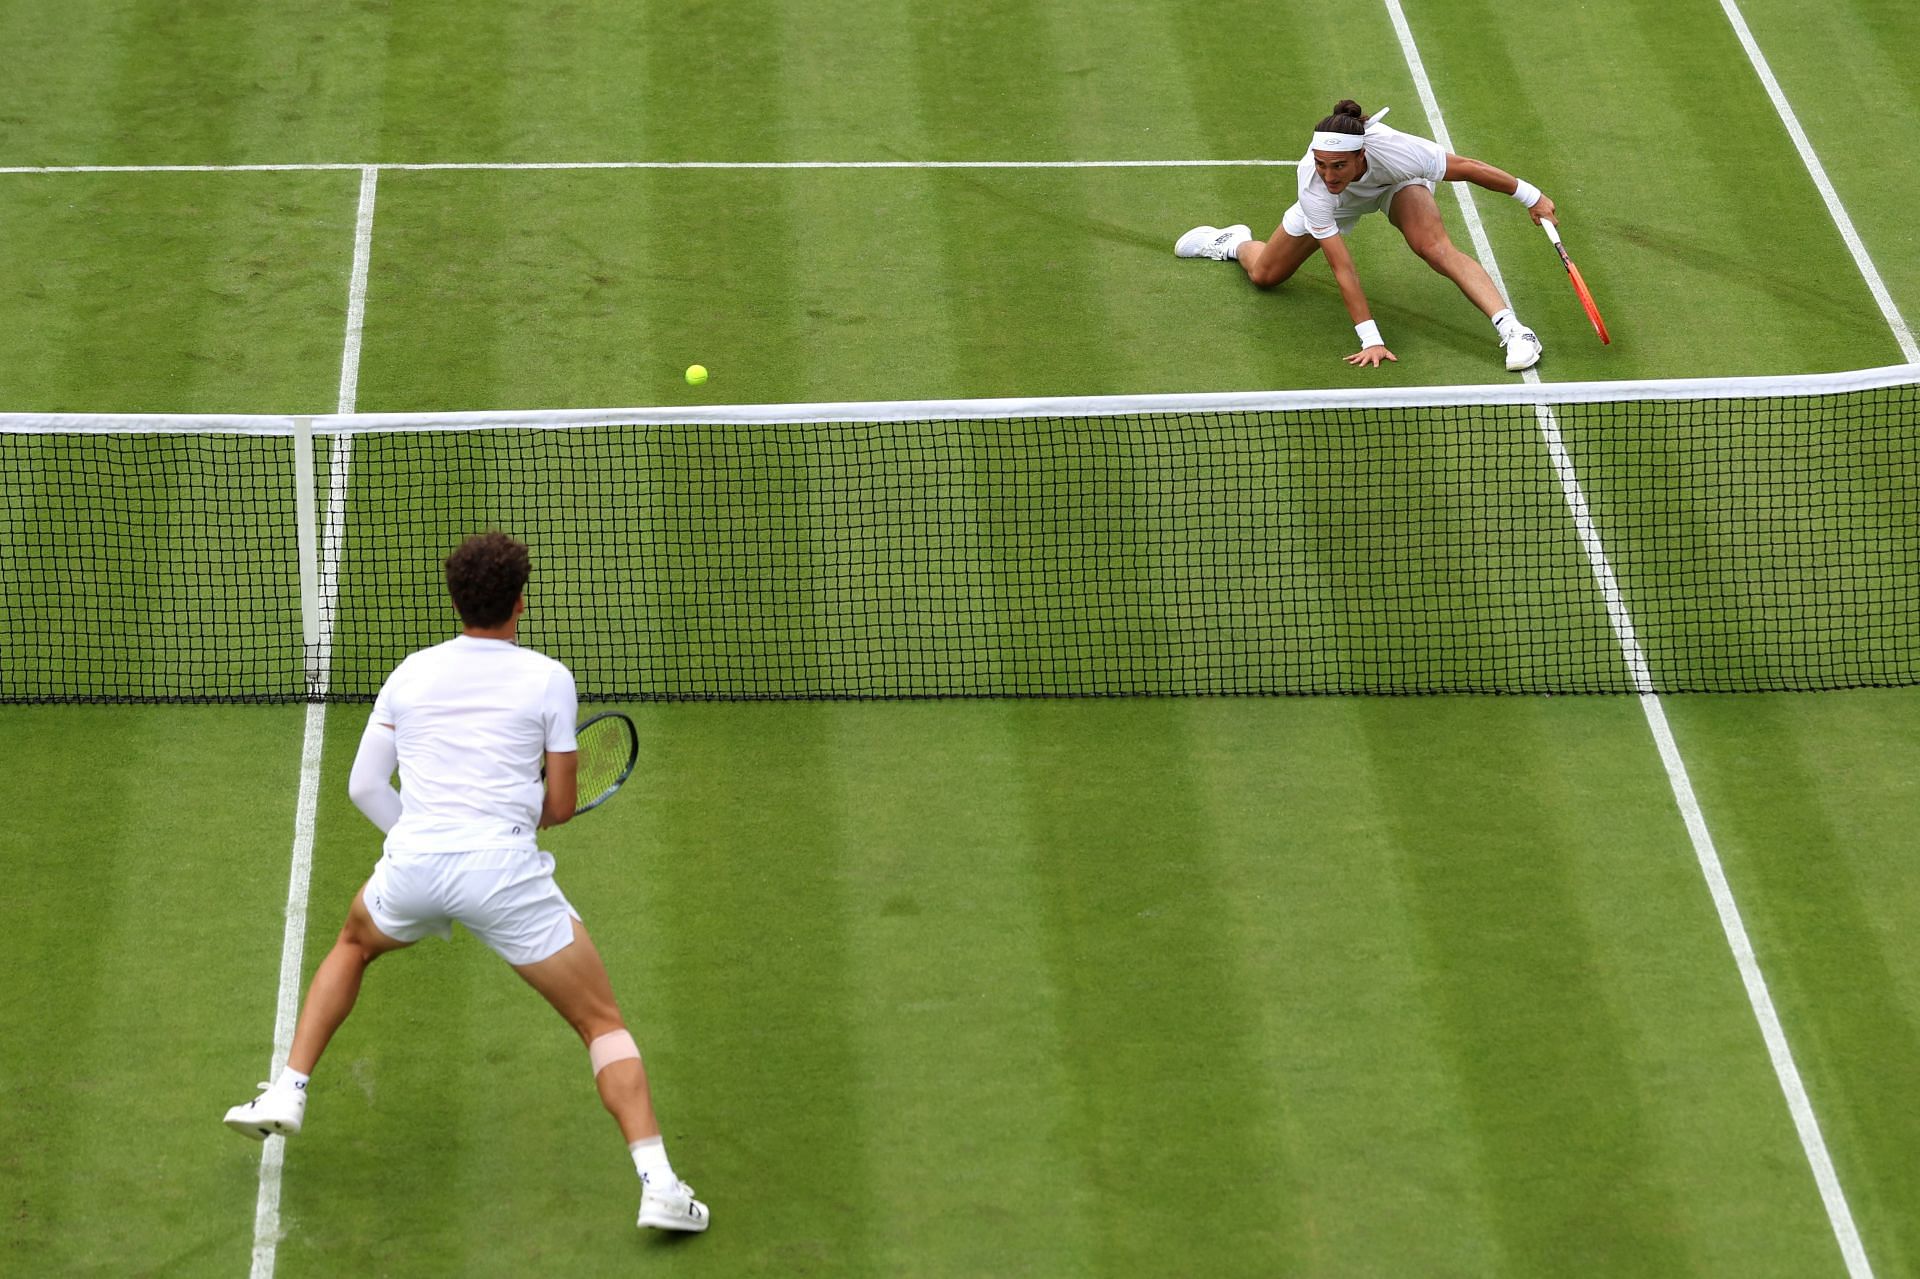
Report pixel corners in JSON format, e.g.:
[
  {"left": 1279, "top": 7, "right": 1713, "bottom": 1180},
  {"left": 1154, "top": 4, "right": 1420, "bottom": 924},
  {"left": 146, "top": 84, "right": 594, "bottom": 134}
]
[
  {"left": 1490, "top": 307, "right": 1516, "bottom": 333},
  {"left": 630, "top": 1135, "right": 677, "bottom": 1187},
  {"left": 276, "top": 1068, "right": 310, "bottom": 1094}
]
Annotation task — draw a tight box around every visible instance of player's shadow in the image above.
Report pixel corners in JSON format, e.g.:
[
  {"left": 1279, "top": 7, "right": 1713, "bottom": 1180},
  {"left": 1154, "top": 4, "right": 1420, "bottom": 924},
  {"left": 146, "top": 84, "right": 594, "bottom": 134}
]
[{"left": 1592, "top": 213, "right": 1865, "bottom": 328}]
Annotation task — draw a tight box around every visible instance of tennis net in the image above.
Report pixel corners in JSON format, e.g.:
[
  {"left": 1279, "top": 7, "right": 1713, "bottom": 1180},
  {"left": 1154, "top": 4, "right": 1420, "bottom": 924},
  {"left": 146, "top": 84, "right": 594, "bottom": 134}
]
[{"left": 4, "top": 365, "right": 1917, "bottom": 702}]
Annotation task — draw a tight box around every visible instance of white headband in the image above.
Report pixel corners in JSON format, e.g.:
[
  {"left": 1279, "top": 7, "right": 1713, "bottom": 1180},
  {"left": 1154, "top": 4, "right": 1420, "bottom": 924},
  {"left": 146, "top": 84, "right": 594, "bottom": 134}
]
[
  {"left": 1311, "top": 130, "right": 1366, "bottom": 153},
  {"left": 1311, "top": 106, "right": 1386, "bottom": 154}
]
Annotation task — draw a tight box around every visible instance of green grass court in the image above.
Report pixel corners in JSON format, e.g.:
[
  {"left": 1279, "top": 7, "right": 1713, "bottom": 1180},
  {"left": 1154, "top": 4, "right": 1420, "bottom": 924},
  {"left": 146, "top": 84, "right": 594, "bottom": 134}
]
[{"left": 5, "top": 1, "right": 1920, "bottom": 1275}]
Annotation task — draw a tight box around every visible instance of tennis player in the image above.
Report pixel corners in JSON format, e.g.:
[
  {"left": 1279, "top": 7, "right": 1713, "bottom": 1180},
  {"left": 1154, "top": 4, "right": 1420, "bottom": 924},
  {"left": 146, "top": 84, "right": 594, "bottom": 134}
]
[
  {"left": 223, "top": 532, "right": 708, "bottom": 1235},
  {"left": 1176, "top": 99, "right": 1557, "bottom": 371}
]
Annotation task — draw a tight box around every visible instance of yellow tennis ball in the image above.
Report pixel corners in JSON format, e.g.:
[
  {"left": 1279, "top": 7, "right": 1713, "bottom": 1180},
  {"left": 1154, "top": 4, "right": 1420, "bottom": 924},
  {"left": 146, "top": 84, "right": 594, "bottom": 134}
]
[{"left": 685, "top": 364, "right": 709, "bottom": 386}]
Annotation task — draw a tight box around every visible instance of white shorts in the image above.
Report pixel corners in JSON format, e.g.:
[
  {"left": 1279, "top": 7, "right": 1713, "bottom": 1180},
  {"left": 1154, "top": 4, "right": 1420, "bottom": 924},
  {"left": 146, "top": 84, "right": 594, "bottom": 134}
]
[
  {"left": 364, "top": 848, "right": 580, "bottom": 966},
  {"left": 1282, "top": 178, "right": 1436, "bottom": 239}
]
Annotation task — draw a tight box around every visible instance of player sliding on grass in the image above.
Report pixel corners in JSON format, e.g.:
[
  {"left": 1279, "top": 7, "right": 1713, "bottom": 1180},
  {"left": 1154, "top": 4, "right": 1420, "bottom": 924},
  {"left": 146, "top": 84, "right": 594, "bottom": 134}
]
[
  {"left": 223, "top": 532, "right": 708, "bottom": 1235},
  {"left": 1176, "top": 99, "right": 1557, "bottom": 371}
]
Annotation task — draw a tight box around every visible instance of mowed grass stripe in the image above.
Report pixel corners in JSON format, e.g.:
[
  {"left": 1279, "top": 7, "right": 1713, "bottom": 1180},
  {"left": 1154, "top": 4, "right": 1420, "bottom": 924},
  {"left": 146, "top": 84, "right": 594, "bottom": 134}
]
[
  {"left": 100, "top": 1, "right": 239, "bottom": 168},
  {"left": 0, "top": 173, "right": 356, "bottom": 412},
  {"left": 1733, "top": 0, "right": 1920, "bottom": 337},
  {"left": 1011, "top": 701, "right": 1290, "bottom": 1275},
  {"left": 638, "top": 705, "right": 879, "bottom": 1275},
  {"left": 628, "top": 0, "right": 823, "bottom": 442},
  {"left": 370, "top": 1, "right": 510, "bottom": 165},
  {"left": 499, "top": 0, "right": 648, "bottom": 161},
  {"left": 1514, "top": 700, "right": 1850, "bottom": 1276},
  {"left": 0, "top": 0, "right": 389, "bottom": 165},
  {"left": 0, "top": 708, "right": 300, "bottom": 1275},
  {"left": 1352, "top": 698, "right": 1694, "bottom": 1274},
  {"left": 1178, "top": 698, "right": 1504, "bottom": 1276},
  {"left": 355, "top": 207, "right": 503, "bottom": 413},
  {"left": 824, "top": 704, "right": 1098, "bottom": 1275},
  {"left": 907, "top": 1, "right": 1135, "bottom": 401},
  {"left": 0, "top": 0, "right": 123, "bottom": 163},
  {"left": 773, "top": 0, "right": 921, "bottom": 163},
  {"left": 1665, "top": 692, "right": 1920, "bottom": 1279},
  {"left": 1356, "top": 697, "right": 1864, "bottom": 1275},
  {"left": 350, "top": 3, "right": 511, "bottom": 409}
]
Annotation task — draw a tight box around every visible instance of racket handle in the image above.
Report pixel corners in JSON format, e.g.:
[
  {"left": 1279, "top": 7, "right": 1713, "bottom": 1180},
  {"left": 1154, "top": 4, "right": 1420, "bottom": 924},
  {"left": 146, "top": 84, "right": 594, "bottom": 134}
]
[{"left": 1540, "top": 219, "right": 1564, "bottom": 247}]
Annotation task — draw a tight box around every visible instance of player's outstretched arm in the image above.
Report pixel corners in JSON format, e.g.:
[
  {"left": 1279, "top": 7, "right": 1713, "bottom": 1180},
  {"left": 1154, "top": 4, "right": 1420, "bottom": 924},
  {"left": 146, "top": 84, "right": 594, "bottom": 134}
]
[
  {"left": 1322, "top": 235, "right": 1397, "bottom": 367},
  {"left": 1444, "top": 155, "right": 1557, "bottom": 225}
]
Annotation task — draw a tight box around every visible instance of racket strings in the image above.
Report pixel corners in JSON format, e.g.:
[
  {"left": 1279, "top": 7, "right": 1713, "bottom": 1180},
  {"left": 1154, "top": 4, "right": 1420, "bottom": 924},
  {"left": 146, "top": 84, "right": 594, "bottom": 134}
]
[{"left": 573, "top": 714, "right": 638, "bottom": 809}]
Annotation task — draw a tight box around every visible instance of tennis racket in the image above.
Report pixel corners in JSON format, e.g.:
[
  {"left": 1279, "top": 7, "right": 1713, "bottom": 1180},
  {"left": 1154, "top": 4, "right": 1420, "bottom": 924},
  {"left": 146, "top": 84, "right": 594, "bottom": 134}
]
[
  {"left": 1542, "top": 221, "right": 1611, "bottom": 344},
  {"left": 572, "top": 711, "right": 638, "bottom": 815}
]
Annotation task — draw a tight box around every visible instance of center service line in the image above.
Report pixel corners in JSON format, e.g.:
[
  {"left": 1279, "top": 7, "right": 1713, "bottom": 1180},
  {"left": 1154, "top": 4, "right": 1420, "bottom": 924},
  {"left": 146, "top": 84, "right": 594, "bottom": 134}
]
[
  {"left": 249, "top": 165, "right": 378, "bottom": 1279},
  {"left": 1377, "top": 2, "right": 1872, "bottom": 1275}
]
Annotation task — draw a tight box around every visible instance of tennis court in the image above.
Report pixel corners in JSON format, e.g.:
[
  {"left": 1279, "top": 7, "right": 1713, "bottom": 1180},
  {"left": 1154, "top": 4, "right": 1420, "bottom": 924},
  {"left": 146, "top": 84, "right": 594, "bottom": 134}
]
[{"left": 3, "top": 1, "right": 1918, "bottom": 1276}]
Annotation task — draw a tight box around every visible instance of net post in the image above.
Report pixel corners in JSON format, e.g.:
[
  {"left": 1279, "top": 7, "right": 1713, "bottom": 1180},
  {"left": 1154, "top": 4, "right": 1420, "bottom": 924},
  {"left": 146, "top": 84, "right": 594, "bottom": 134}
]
[{"left": 290, "top": 416, "right": 322, "bottom": 694}]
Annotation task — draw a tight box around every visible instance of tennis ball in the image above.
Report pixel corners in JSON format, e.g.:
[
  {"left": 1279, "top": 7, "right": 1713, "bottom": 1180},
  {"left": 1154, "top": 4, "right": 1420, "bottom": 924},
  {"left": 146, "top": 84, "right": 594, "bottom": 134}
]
[{"left": 685, "top": 364, "right": 709, "bottom": 386}]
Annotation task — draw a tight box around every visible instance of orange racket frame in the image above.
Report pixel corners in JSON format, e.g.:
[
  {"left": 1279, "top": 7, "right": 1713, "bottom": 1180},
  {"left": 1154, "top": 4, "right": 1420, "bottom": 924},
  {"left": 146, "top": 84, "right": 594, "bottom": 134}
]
[{"left": 1542, "top": 221, "right": 1610, "bottom": 345}]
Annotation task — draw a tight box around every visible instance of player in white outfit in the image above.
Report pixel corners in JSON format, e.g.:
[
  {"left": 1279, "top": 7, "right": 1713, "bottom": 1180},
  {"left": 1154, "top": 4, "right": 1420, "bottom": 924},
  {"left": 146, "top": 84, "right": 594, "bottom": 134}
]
[
  {"left": 223, "top": 532, "right": 708, "bottom": 1235},
  {"left": 1176, "top": 99, "right": 1557, "bottom": 372}
]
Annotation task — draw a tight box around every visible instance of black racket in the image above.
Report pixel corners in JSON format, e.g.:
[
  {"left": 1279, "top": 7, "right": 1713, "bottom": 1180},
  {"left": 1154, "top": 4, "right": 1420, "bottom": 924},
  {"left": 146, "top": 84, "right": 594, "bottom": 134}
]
[{"left": 572, "top": 712, "right": 638, "bottom": 814}]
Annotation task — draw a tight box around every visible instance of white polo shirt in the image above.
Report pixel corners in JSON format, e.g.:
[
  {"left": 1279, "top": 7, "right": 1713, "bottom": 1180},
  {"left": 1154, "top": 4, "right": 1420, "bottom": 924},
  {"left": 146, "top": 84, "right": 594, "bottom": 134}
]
[
  {"left": 1294, "top": 121, "right": 1448, "bottom": 239},
  {"left": 371, "top": 635, "right": 579, "bottom": 856}
]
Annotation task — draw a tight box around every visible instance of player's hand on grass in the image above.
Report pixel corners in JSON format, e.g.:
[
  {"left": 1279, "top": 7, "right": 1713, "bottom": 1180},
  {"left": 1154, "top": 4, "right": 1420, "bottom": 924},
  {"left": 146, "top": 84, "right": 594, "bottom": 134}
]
[
  {"left": 1346, "top": 344, "right": 1397, "bottom": 368},
  {"left": 1528, "top": 195, "right": 1557, "bottom": 225}
]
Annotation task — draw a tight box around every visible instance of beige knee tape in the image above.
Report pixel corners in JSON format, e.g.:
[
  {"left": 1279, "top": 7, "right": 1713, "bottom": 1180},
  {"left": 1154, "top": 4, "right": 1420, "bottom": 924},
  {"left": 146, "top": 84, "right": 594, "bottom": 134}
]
[{"left": 588, "top": 1029, "right": 640, "bottom": 1077}]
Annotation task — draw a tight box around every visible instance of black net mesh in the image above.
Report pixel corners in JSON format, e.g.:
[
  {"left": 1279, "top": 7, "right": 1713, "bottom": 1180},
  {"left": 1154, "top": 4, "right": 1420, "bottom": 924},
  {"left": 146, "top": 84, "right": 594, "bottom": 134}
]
[{"left": 4, "top": 382, "right": 1916, "bottom": 701}]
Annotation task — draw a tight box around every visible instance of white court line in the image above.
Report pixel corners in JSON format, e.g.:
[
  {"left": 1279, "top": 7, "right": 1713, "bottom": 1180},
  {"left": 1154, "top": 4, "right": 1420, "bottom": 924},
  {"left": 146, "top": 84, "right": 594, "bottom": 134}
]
[
  {"left": 1379, "top": 2, "right": 1873, "bottom": 1275},
  {"left": 1718, "top": 0, "right": 1917, "bottom": 364},
  {"left": 0, "top": 157, "right": 1287, "bottom": 175},
  {"left": 249, "top": 165, "right": 377, "bottom": 1279}
]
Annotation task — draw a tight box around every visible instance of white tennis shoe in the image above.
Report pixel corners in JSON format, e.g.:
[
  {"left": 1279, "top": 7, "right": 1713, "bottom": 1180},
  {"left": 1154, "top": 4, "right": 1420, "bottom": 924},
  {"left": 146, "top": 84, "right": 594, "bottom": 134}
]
[
  {"left": 1174, "top": 224, "right": 1251, "bottom": 261},
  {"left": 1502, "top": 326, "right": 1544, "bottom": 371},
  {"left": 223, "top": 1082, "right": 306, "bottom": 1140},
  {"left": 638, "top": 1177, "right": 710, "bottom": 1233}
]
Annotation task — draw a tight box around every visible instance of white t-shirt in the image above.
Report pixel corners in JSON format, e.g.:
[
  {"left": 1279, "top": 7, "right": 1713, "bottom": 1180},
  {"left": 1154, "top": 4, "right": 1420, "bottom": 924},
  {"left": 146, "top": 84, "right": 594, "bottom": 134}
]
[
  {"left": 371, "top": 635, "right": 579, "bottom": 855},
  {"left": 1294, "top": 122, "right": 1448, "bottom": 239}
]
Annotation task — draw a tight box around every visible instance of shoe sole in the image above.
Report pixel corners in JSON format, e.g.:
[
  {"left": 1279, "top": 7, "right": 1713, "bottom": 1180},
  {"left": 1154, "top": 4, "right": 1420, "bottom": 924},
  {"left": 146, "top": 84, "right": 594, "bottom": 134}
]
[
  {"left": 638, "top": 1205, "right": 710, "bottom": 1232},
  {"left": 224, "top": 1112, "right": 301, "bottom": 1141}
]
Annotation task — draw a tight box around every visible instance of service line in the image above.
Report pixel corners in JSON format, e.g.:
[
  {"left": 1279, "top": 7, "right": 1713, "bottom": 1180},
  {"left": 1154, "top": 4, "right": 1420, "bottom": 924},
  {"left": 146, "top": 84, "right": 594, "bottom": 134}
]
[{"left": 2, "top": 158, "right": 1289, "bottom": 175}]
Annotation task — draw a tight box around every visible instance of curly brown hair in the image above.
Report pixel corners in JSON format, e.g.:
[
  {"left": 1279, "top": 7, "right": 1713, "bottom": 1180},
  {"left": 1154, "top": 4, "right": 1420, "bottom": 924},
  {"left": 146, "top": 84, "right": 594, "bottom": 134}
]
[{"left": 444, "top": 532, "right": 530, "bottom": 628}]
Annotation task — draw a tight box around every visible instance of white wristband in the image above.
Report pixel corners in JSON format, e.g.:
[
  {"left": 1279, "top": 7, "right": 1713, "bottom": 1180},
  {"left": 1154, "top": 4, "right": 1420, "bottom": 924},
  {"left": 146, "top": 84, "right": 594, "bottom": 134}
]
[
  {"left": 1511, "top": 179, "right": 1542, "bottom": 208},
  {"left": 1355, "top": 319, "right": 1383, "bottom": 349}
]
